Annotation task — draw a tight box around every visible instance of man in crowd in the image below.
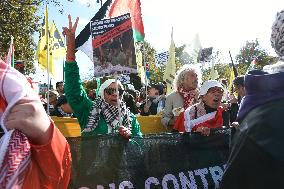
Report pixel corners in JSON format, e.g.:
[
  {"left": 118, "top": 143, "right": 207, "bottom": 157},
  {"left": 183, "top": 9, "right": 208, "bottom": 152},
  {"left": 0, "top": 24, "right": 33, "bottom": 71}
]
[
  {"left": 161, "top": 64, "right": 201, "bottom": 130},
  {"left": 173, "top": 80, "right": 228, "bottom": 135},
  {"left": 50, "top": 95, "right": 74, "bottom": 117},
  {"left": 229, "top": 75, "right": 246, "bottom": 123},
  {"left": 140, "top": 84, "right": 160, "bottom": 116},
  {"left": 56, "top": 81, "right": 65, "bottom": 96},
  {"left": 233, "top": 76, "right": 245, "bottom": 100},
  {"left": 47, "top": 90, "right": 59, "bottom": 113}
]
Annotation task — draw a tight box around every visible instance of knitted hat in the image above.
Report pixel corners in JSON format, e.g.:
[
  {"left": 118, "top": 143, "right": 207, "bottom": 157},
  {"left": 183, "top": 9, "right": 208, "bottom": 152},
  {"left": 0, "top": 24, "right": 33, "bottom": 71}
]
[{"left": 271, "top": 9, "right": 284, "bottom": 60}]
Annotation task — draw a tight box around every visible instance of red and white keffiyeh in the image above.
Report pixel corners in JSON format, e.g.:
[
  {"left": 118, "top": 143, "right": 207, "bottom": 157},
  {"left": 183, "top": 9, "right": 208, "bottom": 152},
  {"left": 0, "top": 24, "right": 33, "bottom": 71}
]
[
  {"left": 178, "top": 86, "right": 198, "bottom": 109},
  {"left": 0, "top": 60, "right": 37, "bottom": 188}
]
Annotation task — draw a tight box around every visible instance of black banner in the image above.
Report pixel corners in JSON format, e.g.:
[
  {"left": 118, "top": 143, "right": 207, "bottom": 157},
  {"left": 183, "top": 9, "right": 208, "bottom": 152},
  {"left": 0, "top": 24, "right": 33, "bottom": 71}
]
[{"left": 68, "top": 130, "right": 230, "bottom": 189}]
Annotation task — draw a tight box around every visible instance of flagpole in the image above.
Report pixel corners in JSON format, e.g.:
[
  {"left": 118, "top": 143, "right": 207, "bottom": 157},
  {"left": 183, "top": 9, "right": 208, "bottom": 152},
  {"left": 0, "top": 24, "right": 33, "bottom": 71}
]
[
  {"left": 11, "top": 36, "right": 14, "bottom": 67},
  {"left": 142, "top": 42, "right": 148, "bottom": 107},
  {"left": 46, "top": 5, "right": 50, "bottom": 115},
  {"left": 115, "top": 74, "right": 122, "bottom": 130},
  {"left": 229, "top": 50, "right": 238, "bottom": 77},
  {"left": 63, "top": 35, "right": 66, "bottom": 82}
]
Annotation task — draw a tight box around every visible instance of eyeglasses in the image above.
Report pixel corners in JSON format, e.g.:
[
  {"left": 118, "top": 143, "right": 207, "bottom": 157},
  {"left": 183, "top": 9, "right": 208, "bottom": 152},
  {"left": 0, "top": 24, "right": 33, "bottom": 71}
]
[{"left": 104, "top": 88, "right": 124, "bottom": 96}]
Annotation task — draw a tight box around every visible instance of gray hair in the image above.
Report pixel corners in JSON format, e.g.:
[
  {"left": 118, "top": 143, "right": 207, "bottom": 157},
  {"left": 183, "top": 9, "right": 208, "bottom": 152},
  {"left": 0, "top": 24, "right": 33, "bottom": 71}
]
[
  {"left": 173, "top": 64, "right": 202, "bottom": 91},
  {"left": 271, "top": 9, "right": 284, "bottom": 60}
]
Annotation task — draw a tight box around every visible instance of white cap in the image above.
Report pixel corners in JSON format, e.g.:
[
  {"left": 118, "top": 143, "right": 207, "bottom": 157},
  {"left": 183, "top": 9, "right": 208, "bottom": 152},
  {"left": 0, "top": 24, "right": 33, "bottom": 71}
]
[{"left": 200, "top": 80, "right": 224, "bottom": 96}]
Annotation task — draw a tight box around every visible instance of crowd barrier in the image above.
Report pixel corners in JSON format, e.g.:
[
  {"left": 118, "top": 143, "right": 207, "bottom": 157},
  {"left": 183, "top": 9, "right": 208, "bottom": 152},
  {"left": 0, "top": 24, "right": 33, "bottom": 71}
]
[
  {"left": 68, "top": 130, "right": 230, "bottom": 188},
  {"left": 51, "top": 115, "right": 168, "bottom": 137}
]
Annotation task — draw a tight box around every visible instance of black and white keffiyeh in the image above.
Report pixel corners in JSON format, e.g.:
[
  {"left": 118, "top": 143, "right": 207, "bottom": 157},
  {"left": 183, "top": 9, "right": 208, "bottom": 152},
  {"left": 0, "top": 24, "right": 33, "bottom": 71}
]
[{"left": 83, "top": 97, "right": 133, "bottom": 133}]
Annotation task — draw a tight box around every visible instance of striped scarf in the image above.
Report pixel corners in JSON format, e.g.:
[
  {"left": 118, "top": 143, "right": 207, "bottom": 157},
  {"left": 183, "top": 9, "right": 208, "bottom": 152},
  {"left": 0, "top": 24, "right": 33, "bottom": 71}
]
[
  {"left": 83, "top": 97, "right": 133, "bottom": 133},
  {"left": 0, "top": 60, "right": 35, "bottom": 187}
]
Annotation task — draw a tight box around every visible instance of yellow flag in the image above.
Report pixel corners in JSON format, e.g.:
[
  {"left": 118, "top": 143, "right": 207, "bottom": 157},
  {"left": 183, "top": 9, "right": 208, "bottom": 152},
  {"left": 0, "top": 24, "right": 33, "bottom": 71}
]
[
  {"left": 49, "top": 21, "right": 66, "bottom": 59},
  {"left": 36, "top": 6, "right": 55, "bottom": 76},
  {"left": 135, "top": 42, "right": 146, "bottom": 84},
  {"left": 228, "top": 68, "right": 235, "bottom": 95},
  {"left": 163, "top": 28, "right": 176, "bottom": 95}
]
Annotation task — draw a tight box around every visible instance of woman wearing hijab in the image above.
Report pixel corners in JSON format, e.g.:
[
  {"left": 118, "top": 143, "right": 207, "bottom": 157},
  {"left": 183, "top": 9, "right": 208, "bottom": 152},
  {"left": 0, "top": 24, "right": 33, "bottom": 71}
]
[{"left": 63, "top": 15, "right": 141, "bottom": 138}]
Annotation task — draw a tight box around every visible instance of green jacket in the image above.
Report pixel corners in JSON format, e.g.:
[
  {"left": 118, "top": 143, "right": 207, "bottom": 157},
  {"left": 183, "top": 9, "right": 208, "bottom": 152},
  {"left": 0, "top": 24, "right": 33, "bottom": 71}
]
[{"left": 64, "top": 61, "right": 142, "bottom": 137}]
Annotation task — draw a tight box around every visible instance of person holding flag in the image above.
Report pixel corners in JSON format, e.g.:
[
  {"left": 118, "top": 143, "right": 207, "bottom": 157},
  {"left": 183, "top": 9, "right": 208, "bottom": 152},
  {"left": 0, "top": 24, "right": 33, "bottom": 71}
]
[{"left": 63, "top": 15, "right": 141, "bottom": 138}]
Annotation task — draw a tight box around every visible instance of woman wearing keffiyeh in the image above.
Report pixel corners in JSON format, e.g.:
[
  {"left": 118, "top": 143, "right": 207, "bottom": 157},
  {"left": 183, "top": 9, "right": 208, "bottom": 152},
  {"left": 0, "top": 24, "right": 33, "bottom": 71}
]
[{"left": 63, "top": 16, "right": 142, "bottom": 138}]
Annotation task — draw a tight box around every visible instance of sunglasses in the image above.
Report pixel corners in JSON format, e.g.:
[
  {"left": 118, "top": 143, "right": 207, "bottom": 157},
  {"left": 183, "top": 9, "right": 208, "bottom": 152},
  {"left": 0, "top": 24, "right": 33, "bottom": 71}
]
[{"left": 104, "top": 88, "right": 124, "bottom": 96}]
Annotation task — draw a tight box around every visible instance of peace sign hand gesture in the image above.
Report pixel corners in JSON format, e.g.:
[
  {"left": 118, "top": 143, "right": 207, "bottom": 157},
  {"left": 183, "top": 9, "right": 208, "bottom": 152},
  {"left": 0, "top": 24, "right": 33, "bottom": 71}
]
[{"left": 62, "top": 15, "right": 79, "bottom": 62}]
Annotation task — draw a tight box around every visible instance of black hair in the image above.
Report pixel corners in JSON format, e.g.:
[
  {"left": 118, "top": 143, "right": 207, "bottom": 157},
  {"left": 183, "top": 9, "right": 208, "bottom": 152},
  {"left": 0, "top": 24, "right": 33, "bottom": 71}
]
[
  {"left": 56, "top": 81, "right": 64, "bottom": 88},
  {"left": 233, "top": 76, "right": 244, "bottom": 87},
  {"left": 56, "top": 95, "right": 68, "bottom": 107}
]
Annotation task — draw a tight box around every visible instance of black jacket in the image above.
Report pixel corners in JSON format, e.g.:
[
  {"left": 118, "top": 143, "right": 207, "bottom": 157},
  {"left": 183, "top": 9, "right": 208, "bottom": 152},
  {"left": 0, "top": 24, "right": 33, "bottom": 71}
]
[{"left": 221, "top": 99, "right": 284, "bottom": 189}]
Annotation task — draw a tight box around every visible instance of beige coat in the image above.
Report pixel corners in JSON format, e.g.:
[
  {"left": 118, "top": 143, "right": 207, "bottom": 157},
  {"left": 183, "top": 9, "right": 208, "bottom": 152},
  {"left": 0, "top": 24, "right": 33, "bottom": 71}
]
[{"left": 161, "top": 91, "right": 184, "bottom": 127}]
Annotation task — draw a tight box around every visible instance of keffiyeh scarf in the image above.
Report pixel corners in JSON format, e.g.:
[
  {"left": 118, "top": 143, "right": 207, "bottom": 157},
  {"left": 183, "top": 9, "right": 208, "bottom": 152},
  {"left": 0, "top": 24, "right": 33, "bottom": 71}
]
[
  {"left": 83, "top": 97, "right": 133, "bottom": 133},
  {"left": 184, "top": 101, "right": 223, "bottom": 132},
  {"left": 178, "top": 86, "right": 198, "bottom": 109},
  {"left": 0, "top": 60, "right": 35, "bottom": 188}
]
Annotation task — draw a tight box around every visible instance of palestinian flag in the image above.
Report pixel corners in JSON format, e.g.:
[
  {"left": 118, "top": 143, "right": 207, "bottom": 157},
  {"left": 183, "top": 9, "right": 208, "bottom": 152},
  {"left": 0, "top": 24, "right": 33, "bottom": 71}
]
[
  {"left": 75, "top": 0, "right": 145, "bottom": 61},
  {"left": 108, "top": 0, "right": 145, "bottom": 42}
]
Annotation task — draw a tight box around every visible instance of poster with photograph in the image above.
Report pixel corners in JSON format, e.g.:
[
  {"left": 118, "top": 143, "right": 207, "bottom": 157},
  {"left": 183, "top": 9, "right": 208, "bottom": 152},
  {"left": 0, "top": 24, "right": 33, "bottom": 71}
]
[{"left": 91, "top": 13, "right": 137, "bottom": 77}]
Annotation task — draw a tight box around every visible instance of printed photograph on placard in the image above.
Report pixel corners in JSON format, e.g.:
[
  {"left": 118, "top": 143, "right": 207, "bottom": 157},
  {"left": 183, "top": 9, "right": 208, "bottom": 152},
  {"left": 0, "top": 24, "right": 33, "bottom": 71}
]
[{"left": 91, "top": 13, "right": 137, "bottom": 77}]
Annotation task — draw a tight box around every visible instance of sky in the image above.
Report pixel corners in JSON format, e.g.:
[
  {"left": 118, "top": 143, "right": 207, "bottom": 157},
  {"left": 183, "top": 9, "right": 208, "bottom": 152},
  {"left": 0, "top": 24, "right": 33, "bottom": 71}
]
[{"left": 33, "top": 0, "right": 284, "bottom": 84}]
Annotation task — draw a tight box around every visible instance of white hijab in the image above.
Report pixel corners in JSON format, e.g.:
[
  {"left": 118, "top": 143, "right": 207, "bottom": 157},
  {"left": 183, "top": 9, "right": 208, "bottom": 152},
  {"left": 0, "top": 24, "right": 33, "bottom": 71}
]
[{"left": 98, "top": 79, "right": 124, "bottom": 100}]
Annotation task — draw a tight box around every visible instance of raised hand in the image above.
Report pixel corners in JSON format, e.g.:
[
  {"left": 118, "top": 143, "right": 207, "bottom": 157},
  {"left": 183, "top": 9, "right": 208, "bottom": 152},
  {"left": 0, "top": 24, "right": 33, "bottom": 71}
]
[
  {"left": 62, "top": 15, "right": 79, "bottom": 62},
  {"left": 62, "top": 15, "right": 79, "bottom": 38}
]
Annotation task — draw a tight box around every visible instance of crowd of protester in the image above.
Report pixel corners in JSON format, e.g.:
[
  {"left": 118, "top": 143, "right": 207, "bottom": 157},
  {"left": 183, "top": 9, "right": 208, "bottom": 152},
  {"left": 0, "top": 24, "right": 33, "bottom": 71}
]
[{"left": 2, "top": 10, "right": 283, "bottom": 188}]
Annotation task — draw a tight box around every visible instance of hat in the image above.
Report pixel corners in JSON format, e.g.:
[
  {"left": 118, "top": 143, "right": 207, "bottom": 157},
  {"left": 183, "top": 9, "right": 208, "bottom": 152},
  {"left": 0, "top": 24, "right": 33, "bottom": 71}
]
[
  {"left": 200, "top": 80, "right": 224, "bottom": 96},
  {"left": 271, "top": 10, "right": 284, "bottom": 60}
]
